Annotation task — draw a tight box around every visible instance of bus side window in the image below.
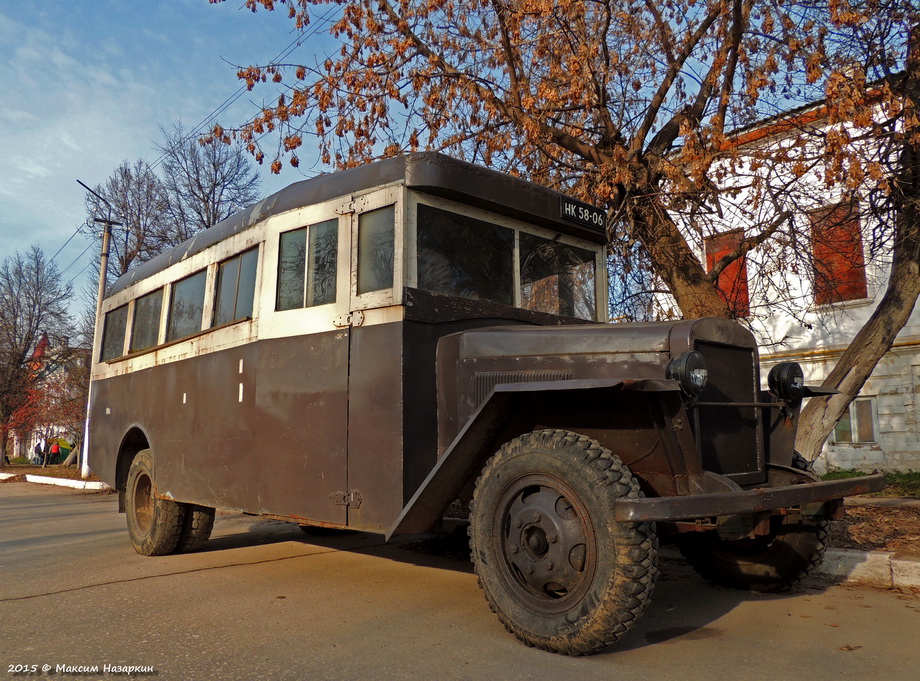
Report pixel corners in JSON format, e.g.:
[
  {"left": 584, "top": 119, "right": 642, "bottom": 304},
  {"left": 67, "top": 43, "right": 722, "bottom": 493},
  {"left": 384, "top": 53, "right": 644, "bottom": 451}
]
[
  {"left": 277, "top": 228, "right": 307, "bottom": 311},
  {"left": 100, "top": 304, "right": 129, "bottom": 361},
  {"left": 215, "top": 247, "right": 259, "bottom": 325},
  {"left": 307, "top": 219, "right": 337, "bottom": 306},
  {"left": 277, "top": 219, "right": 338, "bottom": 311},
  {"left": 357, "top": 206, "right": 395, "bottom": 294},
  {"left": 130, "top": 289, "right": 164, "bottom": 352},
  {"left": 167, "top": 269, "right": 207, "bottom": 341}
]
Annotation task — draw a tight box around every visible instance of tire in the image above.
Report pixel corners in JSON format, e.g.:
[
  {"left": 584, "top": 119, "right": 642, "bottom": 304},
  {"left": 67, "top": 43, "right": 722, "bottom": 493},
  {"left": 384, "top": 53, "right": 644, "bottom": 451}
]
[
  {"left": 124, "top": 449, "right": 185, "bottom": 556},
  {"left": 676, "top": 454, "right": 830, "bottom": 592},
  {"left": 468, "top": 429, "right": 658, "bottom": 655},
  {"left": 175, "top": 504, "right": 215, "bottom": 553}
]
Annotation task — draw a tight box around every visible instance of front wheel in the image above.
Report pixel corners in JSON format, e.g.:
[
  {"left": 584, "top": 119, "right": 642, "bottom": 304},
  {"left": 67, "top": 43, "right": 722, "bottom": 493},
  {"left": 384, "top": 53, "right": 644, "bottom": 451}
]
[
  {"left": 676, "top": 453, "right": 830, "bottom": 592},
  {"left": 125, "top": 449, "right": 185, "bottom": 556},
  {"left": 675, "top": 507, "right": 830, "bottom": 592},
  {"left": 469, "top": 429, "right": 658, "bottom": 655}
]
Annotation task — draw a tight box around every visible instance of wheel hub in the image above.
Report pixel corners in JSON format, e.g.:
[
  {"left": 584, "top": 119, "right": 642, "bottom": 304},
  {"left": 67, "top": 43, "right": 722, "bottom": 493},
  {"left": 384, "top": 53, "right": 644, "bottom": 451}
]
[
  {"left": 499, "top": 481, "right": 594, "bottom": 602},
  {"left": 133, "top": 473, "right": 153, "bottom": 533},
  {"left": 522, "top": 526, "right": 549, "bottom": 559}
]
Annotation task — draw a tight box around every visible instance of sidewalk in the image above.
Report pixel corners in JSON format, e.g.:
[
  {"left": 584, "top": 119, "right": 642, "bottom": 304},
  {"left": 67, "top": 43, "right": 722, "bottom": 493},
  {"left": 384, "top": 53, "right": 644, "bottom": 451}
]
[
  {"left": 846, "top": 495, "right": 920, "bottom": 509},
  {"left": 821, "top": 495, "right": 920, "bottom": 589},
  {"left": 3, "top": 471, "right": 918, "bottom": 590},
  {"left": 0, "top": 470, "right": 109, "bottom": 490}
]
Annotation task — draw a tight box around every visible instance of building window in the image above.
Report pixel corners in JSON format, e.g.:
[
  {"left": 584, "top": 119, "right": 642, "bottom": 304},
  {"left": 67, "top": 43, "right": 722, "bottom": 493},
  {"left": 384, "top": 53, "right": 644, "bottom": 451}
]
[
  {"left": 167, "top": 270, "right": 207, "bottom": 342},
  {"left": 130, "top": 289, "right": 164, "bottom": 353},
  {"left": 833, "top": 398, "right": 876, "bottom": 444},
  {"left": 215, "top": 247, "right": 259, "bottom": 325},
  {"left": 704, "top": 230, "right": 750, "bottom": 317},
  {"left": 810, "top": 201, "right": 868, "bottom": 306}
]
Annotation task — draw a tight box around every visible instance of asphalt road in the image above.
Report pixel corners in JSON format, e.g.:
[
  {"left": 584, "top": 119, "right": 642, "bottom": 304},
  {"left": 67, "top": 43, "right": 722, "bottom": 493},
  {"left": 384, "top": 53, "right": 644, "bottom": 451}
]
[{"left": 1, "top": 482, "right": 918, "bottom": 681}]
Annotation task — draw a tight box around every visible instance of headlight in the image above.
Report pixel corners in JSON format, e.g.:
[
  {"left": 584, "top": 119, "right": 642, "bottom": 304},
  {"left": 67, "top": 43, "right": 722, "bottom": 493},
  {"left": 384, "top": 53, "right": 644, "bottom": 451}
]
[
  {"left": 666, "top": 351, "right": 709, "bottom": 395},
  {"left": 768, "top": 362, "right": 805, "bottom": 401}
]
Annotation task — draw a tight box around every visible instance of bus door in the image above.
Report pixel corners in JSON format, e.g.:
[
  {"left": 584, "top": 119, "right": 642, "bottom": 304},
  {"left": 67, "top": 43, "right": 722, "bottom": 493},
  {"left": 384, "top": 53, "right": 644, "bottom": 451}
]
[
  {"left": 255, "top": 206, "right": 358, "bottom": 526},
  {"left": 341, "top": 189, "right": 406, "bottom": 532}
]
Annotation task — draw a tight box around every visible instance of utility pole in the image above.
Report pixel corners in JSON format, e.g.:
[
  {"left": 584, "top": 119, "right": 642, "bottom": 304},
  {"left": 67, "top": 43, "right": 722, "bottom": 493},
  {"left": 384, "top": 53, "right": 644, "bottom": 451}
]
[
  {"left": 91, "top": 218, "right": 117, "bottom": 317},
  {"left": 77, "top": 180, "right": 122, "bottom": 314},
  {"left": 76, "top": 180, "right": 123, "bottom": 479}
]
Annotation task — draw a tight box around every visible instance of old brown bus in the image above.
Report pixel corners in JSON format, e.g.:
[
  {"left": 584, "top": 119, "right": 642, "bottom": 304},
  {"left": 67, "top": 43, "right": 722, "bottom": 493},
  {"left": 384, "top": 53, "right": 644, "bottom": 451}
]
[{"left": 87, "top": 153, "right": 882, "bottom": 655}]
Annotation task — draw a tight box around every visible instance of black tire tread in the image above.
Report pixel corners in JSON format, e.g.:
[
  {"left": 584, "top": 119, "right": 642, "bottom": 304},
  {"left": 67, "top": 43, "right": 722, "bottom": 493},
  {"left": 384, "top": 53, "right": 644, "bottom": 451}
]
[
  {"left": 125, "top": 449, "right": 185, "bottom": 557},
  {"left": 175, "top": 504, "right": 215, "bottom": 553},
  {"left": 468, "top": 429, "right": 658, "bottom": 655}
]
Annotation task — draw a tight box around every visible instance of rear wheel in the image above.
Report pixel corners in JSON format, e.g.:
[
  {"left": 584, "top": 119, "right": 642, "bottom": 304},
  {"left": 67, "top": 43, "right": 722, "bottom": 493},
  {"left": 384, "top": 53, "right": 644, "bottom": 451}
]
[
  {"left": 175, "top": 504, "right": 215, "bottom": 553},
  {"left": 469, "top": 429, "right": 657, "bottom": 655},
  {"left": 125, "top": 449, "right": 184, "bottom": 556}
]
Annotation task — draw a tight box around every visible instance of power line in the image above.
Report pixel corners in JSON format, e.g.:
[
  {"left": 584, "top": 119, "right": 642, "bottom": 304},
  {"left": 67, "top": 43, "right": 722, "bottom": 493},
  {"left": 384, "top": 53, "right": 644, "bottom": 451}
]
[
  {"left": 67, "top": 261, "right": 94, "bottom": 288},
  {"left": 49, "top": 224, "right": 84, "bottom": 265},
  {"left": 149, "top": 6, "right": 340, "bottom": 171},
  {"left": 58, "top": 241, "right": 95, "bottom": 277}
]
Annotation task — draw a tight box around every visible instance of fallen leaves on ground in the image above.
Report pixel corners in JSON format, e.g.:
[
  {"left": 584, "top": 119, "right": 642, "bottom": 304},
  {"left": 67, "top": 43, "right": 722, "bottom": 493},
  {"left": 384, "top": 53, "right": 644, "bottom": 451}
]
[{"left": 832, "top": 505, "right": 920, "bottom": 556}]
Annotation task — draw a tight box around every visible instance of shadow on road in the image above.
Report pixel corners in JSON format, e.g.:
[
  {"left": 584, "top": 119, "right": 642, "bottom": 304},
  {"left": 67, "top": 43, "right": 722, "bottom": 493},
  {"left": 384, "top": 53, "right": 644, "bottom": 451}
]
[{"left": 194, "top": 512, "right": 834, "bottom": 656}]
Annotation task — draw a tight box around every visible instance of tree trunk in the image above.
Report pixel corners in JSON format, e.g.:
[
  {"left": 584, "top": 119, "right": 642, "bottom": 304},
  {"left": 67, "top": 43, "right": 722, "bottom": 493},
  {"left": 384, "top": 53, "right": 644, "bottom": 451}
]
[
  {"left": 0, "top": 417, "right": 10, "bottom": 468},
  {"left": 796, "top": 258, "right": 920, "bottom": 462},
  {"left": 629, "top": 196, "right": 733, "bottom": 318},
  {"left": 797, "top": 33, "right": 920, "bottom": 461}
]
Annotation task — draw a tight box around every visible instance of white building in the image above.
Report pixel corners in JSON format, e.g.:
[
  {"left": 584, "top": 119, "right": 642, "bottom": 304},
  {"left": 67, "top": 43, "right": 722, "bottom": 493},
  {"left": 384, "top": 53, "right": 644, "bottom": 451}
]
[{"left": 687, "top": 95, "right": 920, "bottom": 473}]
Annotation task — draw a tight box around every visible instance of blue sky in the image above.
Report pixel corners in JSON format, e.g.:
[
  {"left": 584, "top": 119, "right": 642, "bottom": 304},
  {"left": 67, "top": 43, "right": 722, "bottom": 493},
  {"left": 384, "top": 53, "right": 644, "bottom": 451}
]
[{"left": 0, "top": 1, "right": 336, "bottom": 309}]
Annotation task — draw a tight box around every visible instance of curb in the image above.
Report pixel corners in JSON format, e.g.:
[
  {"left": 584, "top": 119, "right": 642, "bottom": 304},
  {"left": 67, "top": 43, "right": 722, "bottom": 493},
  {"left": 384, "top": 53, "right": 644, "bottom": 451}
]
[
  {"left": 659, "top": 544, "right": 920, "bottom": 592},
  {"left": 0, "top": 472, "right": 109, "bottom": 491},
  {"left": 816, "top": 547, "right": 920, "bottom": 590}
]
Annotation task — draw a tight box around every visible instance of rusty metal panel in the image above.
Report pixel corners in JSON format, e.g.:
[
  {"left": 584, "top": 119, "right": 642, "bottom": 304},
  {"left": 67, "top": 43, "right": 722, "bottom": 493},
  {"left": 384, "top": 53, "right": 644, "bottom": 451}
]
[
  {"left": 401, "top": 318, "right": 512, "bottom": 507},
  {"left": 89, "top": 332, "right": 350, "bottom": 525},
  {"left": 667, "top": 317, "right": 759, "bottom": 353},
  {"left": 251, "top": 332, "right": 349, "bottom": 522},
  {"left": 388, "top": 380, "right": 685, "bottom": 538},
  {"left": 344, "top": 322, "right": 406, "bottom": 532},
  {"left": 438, "top": 324, "right": 671, "bottom": 453},
  {"left": 388, "top": 389, "right": 531, "bottom": 539},
  {"left": 474, "top": 370, "right": 573, "bottom": 405},
  {"left": 692, "top": 341, "right": 764, "bottom": 485}
]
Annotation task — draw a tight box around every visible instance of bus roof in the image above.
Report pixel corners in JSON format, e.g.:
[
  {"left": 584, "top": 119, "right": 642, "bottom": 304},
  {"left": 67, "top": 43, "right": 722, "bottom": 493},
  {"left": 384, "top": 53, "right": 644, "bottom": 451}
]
[{"left": 107, "top": 152, "right": 607, "bottom": 297}]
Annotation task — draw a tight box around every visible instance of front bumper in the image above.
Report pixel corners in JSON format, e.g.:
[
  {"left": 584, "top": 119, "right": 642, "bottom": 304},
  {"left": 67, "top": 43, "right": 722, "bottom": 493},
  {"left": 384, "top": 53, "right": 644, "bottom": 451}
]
[{"left": 614, "top": 473, "right": 885, "bottom": 522}]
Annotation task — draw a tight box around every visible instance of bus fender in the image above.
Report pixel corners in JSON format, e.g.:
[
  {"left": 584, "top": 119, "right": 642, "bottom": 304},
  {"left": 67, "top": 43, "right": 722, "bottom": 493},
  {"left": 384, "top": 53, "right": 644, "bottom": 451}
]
[{"left": 385, "top": 377, "right": 678, "bottom": 540}]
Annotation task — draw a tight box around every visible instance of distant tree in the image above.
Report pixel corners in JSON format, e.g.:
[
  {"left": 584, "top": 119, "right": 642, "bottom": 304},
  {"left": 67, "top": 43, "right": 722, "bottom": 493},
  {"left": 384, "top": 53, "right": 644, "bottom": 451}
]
[
  {"left": 157, "top": 121, "right": 262, "bottom": 235},
  {"left": 83, "top": 126, "right": 262, "bottom": 289},
  {"left": 9, "top": 352, "right": 89, "bottom": 467},
  {"left": 83, "top": 159, "right": 170, "bottom": 283},
  {"left": 216, "top": 0, "right": 920, "bottom": 460},
  {"left": 0, "top": 247, "right": 72, "bottom": 461}
]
